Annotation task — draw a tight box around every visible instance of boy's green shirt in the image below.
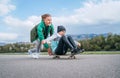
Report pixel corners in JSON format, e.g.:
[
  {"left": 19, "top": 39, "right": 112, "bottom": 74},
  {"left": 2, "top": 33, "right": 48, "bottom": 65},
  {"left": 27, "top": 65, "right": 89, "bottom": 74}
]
[{"left": 37, "top": 20, "right": 54, "bottom": 49}]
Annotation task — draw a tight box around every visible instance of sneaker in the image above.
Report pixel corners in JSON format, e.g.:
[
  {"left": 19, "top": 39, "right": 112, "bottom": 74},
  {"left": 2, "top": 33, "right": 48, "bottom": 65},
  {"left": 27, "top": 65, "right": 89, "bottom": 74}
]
[
  {"left": 71, "top": 48, "right": 78, "bottom": 54},
  {"left": 32, "top": 53, "right": 39, "bottom": 59},
  {"left": 79, "top": 48, "right": 85, "bottom": 53},
  {"left": 76, "top": 48, "right": 85, "bottom": 54},
  {"left": 71, "top": 48, "right": 85, "bottom": 55}
]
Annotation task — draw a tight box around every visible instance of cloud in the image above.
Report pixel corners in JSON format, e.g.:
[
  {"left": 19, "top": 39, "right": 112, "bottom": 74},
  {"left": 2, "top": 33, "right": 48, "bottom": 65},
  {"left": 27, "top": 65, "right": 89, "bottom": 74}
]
[
  {"left": 4, "top": 0, "right": 120, "bottom": 27},
  {"left": 3, "top": 15, "right": 41, "bottom": 42},
  {"left": 2, "top": 0, "right": 120, "bottom": 42},
  {"left": 0, "top": 32, "right": 18, "bottom": 41},
  {"left": 4, "top": 16, "right": 41, "bottom": 28},
  {"left": 0, "top": 0, "right": 16, "bottom": 16},
  {"left": 53, "top": 0, "right": 120, "bottom": 26}
]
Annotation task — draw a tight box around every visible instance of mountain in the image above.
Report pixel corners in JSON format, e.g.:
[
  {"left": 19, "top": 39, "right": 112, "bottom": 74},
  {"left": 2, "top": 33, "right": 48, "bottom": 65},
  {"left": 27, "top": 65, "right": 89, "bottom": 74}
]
[
  {"left": 0, "top": 33, "right": 111, "bottom": 45},
  {"left": 68, "top": 33, "right": 109, "bottom": 40},
  {"left": 0, "top": 42, "right": 6, "bottom": 46}
]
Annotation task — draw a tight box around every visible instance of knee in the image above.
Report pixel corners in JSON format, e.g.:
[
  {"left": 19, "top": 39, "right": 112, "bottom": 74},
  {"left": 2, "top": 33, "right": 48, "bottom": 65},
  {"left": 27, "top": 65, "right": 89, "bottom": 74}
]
[
  {"left": 67, "top": 35, "right": 72, "bottom": 39},
  {"left": 61, "top": 35, "right": 68, "bottom": 41},
  {"left": 61, "top": 35, "right": 66, "bottom": 39}
]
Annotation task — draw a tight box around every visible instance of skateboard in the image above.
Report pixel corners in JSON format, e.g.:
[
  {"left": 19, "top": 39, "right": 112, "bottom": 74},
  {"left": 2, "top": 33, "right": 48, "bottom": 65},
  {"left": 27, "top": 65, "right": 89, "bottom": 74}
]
[
  {"left": 51, "top": 49, "right": 85, "bottom": 59},
  {"left": 52, "top": 54, "right": 76, "bottom": 59}
]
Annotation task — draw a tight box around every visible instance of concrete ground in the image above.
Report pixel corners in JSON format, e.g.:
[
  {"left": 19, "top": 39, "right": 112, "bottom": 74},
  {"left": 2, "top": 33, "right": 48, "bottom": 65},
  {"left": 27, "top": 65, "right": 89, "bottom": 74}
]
[{"left": 0, "top": 55, "right": 120, "bottom": 78}]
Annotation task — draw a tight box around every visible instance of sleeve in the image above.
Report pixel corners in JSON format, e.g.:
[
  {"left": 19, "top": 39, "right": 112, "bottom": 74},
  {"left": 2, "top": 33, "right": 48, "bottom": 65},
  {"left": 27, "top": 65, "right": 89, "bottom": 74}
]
[
  {"left": 45, "top": 35, "right": 57, "bottom": 43},
  {"left": 43, "top": 34, "right": 57, "bottom": 49},
  {"left": 37, "top": 24, "right": 44, "bottom": 41},
  {"left": 43, "top": 43, "right": 49, "bottom": 49},
  {"left": 74, "top": 40, "right": 79, "bottom": 45}
]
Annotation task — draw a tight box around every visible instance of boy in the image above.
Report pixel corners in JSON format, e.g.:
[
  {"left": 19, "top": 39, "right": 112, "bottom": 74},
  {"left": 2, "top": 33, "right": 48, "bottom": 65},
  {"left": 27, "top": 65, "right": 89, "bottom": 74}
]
[
  {"left": 42, "top": 26, "right": 84, "bottom": 59},
  {"left": 28, "top": 14, "right": 54, "bottom": 59}
]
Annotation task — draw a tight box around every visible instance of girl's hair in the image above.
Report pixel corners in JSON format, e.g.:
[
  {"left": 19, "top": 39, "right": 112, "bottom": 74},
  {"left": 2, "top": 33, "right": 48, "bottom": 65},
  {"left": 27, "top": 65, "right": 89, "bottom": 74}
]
[{"left": 41, "top": 14, "right": 51, "bottom": 20}]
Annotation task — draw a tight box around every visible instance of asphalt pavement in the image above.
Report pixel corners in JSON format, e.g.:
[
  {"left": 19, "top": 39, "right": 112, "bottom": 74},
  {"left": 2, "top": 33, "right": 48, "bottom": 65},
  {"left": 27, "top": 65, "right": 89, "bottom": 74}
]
[{"left": 0, "top": 55, "right": 120, "bottom": 78}]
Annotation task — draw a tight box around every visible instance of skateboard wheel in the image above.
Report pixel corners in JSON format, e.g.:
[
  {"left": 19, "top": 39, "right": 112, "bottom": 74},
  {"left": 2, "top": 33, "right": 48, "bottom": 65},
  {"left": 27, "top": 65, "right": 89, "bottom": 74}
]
[
  {"left": 68, "top": 55, "right": 76, "bottom": 59},
  {"left": 53, "top": 56, "right": 60, "bottom": 59},
  {"left": 73, "top": 56, "right": 76, "bottom": 59}
]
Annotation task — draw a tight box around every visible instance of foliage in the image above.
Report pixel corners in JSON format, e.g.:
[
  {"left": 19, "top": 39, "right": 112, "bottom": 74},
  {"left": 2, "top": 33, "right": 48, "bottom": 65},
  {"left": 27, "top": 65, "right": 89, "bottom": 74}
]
[
  {"left": 0, "top": 43, "right": 31, "bottom": 53},
  {"left": 0, "top": 34, "right": 120, "bottom": 53},
  {"left": 80, "top": 34, "right": 120, "bottom": 51}
]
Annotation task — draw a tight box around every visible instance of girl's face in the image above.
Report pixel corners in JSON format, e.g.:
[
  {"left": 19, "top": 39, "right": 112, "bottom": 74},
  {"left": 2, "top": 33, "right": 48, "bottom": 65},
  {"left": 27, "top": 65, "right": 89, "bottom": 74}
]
[{"left": 43, "top": 16, "right": 52, "bottom": 26}]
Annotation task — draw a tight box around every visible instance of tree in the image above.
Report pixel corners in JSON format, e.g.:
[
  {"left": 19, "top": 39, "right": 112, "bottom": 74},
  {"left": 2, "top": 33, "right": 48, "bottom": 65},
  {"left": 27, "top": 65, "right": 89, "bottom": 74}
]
[
  {"left": 79, "top": 34, "right": 120, "bottom": 51},
  {"left": 115, "top": 43, "right": 120, "bottom": 50}
]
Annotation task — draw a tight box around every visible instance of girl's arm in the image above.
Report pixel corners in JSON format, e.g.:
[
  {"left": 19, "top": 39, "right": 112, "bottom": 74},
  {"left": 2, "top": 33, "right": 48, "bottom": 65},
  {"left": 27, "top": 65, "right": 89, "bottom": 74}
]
[{"left": 44, "top": 34, "right": 58, "bottom": 43}]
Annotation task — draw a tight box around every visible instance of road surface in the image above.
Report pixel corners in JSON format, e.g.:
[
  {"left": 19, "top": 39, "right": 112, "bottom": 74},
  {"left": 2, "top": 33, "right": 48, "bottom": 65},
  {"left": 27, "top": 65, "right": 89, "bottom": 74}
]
[{"left": 0, "top": 55, "right": 120, "bottom": 78}]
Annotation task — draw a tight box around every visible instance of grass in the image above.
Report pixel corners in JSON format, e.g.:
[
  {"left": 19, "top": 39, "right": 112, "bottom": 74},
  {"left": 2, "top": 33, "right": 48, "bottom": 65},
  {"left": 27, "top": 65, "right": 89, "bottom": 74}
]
[
  {"left": 0, "top": 51, "right": 120, "bottom": 55},
  {"left": 0, "top": 52, "right": 28, "bottom": 55},
  {"left": 82, "top": 51, "right": 120, "bottom": 55}
]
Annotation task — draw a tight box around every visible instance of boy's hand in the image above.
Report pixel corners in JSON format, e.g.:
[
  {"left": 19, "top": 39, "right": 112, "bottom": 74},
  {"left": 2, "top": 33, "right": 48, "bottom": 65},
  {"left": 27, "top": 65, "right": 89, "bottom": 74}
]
[{"left": 78, "top": 43, "right": 81, "bottom": 47}]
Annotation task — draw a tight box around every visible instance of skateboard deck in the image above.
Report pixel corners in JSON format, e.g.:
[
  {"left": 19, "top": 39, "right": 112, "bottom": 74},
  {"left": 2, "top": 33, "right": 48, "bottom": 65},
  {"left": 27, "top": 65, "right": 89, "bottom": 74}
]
[
  {"left": 51, "top": 54, "right": 76, "bottom": 59},
  {"left": 51, "top": 49, "right": 85, "bottom": 59}
]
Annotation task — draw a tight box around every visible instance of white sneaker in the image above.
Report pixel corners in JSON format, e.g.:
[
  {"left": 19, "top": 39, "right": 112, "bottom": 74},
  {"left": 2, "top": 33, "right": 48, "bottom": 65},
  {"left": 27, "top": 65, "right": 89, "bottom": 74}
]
[{"left": 32, "top": 53, "right": 39, "bottom": 59}]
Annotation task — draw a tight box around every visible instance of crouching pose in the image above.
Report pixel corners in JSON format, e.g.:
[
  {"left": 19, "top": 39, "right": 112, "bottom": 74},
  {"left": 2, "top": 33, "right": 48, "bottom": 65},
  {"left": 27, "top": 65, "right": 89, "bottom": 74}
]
[
  {"left": 42, "top": 26, "right": 84, "bottom": 59},
  {"left": 28, "top": 14, "right": 54, "bottom": 59}
]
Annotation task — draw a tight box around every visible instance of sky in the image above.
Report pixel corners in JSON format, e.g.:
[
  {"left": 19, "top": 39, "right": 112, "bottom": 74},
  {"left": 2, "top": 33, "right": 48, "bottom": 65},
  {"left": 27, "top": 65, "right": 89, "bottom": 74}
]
[{"left": 0, "top": 0, "right": 120, "bottom": 42}]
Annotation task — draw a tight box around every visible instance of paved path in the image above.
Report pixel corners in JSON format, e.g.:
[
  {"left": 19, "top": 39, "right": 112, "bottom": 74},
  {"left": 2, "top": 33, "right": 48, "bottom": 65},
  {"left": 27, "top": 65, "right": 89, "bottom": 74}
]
[{"left": 0, "top": 55, "right": 120, "bottom": 78}]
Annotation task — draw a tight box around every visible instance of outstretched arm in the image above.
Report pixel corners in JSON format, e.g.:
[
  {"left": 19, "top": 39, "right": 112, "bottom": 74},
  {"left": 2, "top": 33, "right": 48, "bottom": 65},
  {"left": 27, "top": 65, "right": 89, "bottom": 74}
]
[{"left": 42, "top": 34, "right": 57, "bottom": 44}]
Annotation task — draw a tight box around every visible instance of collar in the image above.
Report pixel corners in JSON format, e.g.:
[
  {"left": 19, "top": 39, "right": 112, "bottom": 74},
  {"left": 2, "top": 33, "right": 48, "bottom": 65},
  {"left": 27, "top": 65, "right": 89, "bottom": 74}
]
[{"left": 57, "top": 33, "right": 62, "bottom": 37}]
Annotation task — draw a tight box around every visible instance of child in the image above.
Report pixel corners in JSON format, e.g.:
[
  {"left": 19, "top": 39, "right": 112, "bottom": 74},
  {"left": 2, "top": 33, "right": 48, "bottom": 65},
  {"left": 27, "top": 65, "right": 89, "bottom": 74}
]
[
  {"left": 28, "top": 14, "right": 54, "bottom": 59},
  {"left": 42, "top": 26, "right": 84, "bottom": 58}
]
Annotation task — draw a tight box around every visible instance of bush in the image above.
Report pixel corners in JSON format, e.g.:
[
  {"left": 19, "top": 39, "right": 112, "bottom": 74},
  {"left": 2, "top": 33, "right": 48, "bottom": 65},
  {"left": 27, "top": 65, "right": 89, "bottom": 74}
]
[{"left": 79, "top": 34, "right": 120, "bottom": 51}]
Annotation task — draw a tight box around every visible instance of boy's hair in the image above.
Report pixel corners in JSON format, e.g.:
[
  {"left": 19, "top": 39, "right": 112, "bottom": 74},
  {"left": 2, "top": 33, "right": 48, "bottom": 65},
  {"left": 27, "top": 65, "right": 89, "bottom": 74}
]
[{"left": 41, "top": 14, "right": 51, "bottom": 20}]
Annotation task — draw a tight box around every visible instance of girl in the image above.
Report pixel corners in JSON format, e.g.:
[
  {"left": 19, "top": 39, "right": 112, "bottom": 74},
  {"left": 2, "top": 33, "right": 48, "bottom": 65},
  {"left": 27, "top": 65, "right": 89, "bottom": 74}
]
[{"left": 29, "top": 14, "right": 54, "bottom": 59}]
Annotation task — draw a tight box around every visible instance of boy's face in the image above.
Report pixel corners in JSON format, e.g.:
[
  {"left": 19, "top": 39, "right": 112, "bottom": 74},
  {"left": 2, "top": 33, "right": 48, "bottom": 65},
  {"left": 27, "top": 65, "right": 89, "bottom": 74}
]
[
  {"left": 59, "top": 31, "right": 66, "bottom": 36},
  {"left": 43, "top": 16, "right": 52, "bottom": 26}
]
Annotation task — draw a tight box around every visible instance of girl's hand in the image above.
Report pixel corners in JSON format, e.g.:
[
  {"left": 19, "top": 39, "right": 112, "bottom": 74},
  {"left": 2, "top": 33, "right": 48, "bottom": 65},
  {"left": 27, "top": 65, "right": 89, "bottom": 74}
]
[{"left": 41, "top": 40, "right": 46, "bottom": 44}]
